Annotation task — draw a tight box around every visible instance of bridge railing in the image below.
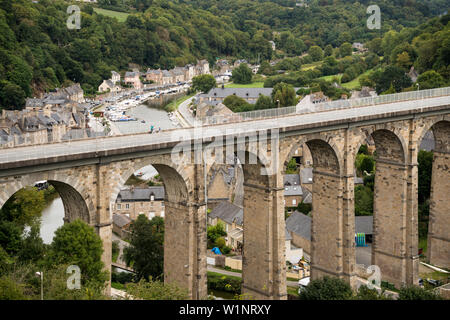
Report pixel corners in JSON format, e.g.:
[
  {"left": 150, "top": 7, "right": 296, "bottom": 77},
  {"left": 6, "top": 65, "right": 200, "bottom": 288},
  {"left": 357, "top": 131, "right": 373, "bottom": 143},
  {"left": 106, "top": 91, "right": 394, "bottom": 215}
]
[{"left": 200, "top": 86, "right": 450, "bottom": 125}]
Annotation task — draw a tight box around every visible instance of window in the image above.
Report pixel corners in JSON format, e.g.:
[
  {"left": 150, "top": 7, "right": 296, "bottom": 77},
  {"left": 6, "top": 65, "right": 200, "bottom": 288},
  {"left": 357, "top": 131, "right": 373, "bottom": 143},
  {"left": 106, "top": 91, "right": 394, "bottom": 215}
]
[
  {"left": 117, "top": 204, "right": 121, "bottom": 210},
  {"left": 149, "top": 212, "right": 155, "bottom": 219},
  {"left": 161, "top": 202, "right": 164, "bottom": 207},
  {"left": 292, "top": 199, "right": 297, "bottom": 206},
  {"left": 161, "top": 211, "right": 165, "bottom": 217},
  {"left": 125, "top": 204, "right": 129, "bottom": 209},
  {"left": 150, "top": 195, "right": 155, "bottom": 201}
]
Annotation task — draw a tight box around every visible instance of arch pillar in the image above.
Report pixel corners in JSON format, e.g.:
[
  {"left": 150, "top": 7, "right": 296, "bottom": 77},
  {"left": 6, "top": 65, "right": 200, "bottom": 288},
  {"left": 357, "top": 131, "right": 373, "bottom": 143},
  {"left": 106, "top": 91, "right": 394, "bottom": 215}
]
[{"left": 241, "top": 177, "right": 287, "bottom": 300}]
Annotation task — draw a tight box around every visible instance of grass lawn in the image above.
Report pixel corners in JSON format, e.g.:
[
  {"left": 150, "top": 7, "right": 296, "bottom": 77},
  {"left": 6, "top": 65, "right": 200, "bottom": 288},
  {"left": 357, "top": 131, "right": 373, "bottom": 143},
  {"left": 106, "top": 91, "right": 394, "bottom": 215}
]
[
  {"left": 164, "top": 92, "right": 196, "bottom": 112},
  {"left": 301, "top": 61, "right": 322, "bottom": 71},
  {"left": 94, "top": 8, "right": 130, "bottom": 23},
  {"left": 207, "top": 271, "right": 241, "bottom": 281},
  {"left": 225, "top": 82, "right": 264, "bottom": 88},
  {"left": 287, "top": 286, "right": 300, "bottom": 298},
  {"left": 341, "top": 68, "right": 377, "bottom": 90},
  {"left": 111, "top": 282, "right": 126, "bottom": 290},
  {"left": 319, "top": 73, "right": 343, "bottom": 82}
]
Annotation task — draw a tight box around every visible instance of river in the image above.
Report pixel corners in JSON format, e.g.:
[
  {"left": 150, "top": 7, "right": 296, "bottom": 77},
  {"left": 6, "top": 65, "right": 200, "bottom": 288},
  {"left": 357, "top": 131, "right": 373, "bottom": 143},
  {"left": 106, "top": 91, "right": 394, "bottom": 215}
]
[{"left": 113, "top": 104, "right": 177, "bottom": 134}]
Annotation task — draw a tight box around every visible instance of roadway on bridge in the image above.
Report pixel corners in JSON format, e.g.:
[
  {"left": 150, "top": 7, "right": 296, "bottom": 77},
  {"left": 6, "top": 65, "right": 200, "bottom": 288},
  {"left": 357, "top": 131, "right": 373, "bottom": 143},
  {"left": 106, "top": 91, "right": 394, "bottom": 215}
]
[{"left": 0, "top": 95, "right": 448, "bottom": 165}]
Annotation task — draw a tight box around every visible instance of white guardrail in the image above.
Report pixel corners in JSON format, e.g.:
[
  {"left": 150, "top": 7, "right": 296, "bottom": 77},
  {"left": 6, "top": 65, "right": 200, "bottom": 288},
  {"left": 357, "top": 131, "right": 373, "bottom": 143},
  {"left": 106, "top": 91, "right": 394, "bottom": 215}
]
[{"left": 201, "top": 86, "right": 450, "bottom": 125}]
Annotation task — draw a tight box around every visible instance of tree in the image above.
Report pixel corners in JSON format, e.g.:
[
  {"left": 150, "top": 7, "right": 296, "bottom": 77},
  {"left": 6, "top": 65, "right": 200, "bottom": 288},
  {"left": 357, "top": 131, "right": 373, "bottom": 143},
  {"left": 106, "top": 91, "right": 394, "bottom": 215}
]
[
  {"left": 354, "top": 285, "right": 392, "bottom": 300},
  {"left": 232, "top": 63, "right": 253, "bottom": 84},
  {"left": 396, "top": 51, "right": 412, "bottom": 70},
  {"left": 223, "top": 94, "right": 249, "bottom": 112},
  {"left": 417, "top": 71, "right": 446, "bottom": 90},
  {"left": 308, "top": 46, "right": 323, "bottom": 62},
  {"left": 299, "top": 276, "right": 353, "bottom": 300},
  {"left": 207, "top": 222, "right": 227, "bottom": 248},
  {"left": 418, "top": 150, "right": 433, "bottom": 204},
  {"left": 254, "top": 94, "right": 274, "bottom": 110},
  {"left": 192, "top": 74, "right": 216, "bottom": 93},
  {"left": 0, "top": 81, "right": 26, "bottom": 110},
  {"left": 50, "top": 219, "right": 106, "bottom": 284},
  {"left": 124, "top": 215, "right": 164, "bottom": 281},
  {"left": 339, "top": 42, "right": 352, "bottom": 58},
  {"left": 398, "top": 286, "right": 442, "bottom": 300},
  {"left": 126, "top": 278, "right": 189, "bottom": 300},
  {"left": 0, "top": 187, "right": 46, "bottom": 228},
  {"left": 324, "top": 44, "right": 333, "bottom": 57},
  {"left": 285, "top": 158, "right": 298, "bottom": 174},
  {"left": 355, "top": 185, "right": 373, "bottom": 216},
  {"left": 371, "top": 66, "right": 412, "bottom": 94},
  {"left": 271, "top": 82, "right": 296, "bottom": 108}
]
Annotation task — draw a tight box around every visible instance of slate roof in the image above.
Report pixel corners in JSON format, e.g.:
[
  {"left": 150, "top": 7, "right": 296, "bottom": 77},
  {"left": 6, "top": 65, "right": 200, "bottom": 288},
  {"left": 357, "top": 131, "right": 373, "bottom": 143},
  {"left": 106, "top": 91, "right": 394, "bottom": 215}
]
[
  {"left": 300, "top": 167, "right": 313, "bottom": 184},
  {"left": 209, "top": 201, "right": 243, "bottom": 226},
  {"left": 420, "top": 130, "right": 435, "bottom": 151},
  {"left": 200, "top": 88, "right": 274, "bottom": 100},
  {"left": 284, "top": 174, "right": 303, "bottom": 196},
  {"left": 286, "top": 211, "right": 311, "bottom": 240},
  {"left": 117, "top": 186, "right": 165, "bottom": 202},
  {"left": 113, "top": 213, "right": 131, "bottom": 228},
  {"left": 355, "top": 216, "right": 373, "bottom": 234}
]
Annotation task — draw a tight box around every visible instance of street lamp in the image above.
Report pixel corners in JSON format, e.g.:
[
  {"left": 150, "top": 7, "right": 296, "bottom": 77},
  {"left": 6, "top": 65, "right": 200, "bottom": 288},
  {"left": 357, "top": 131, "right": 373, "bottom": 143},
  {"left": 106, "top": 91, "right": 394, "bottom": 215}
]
[
  {"left": 35, "top": 271, "right": 43, "bottom": 300},
  {"left": 276, "top": 99, "right": 280, "bottom": 108},
  {"left": 416, "top": 83, "right": 420, "bottom": 91}
]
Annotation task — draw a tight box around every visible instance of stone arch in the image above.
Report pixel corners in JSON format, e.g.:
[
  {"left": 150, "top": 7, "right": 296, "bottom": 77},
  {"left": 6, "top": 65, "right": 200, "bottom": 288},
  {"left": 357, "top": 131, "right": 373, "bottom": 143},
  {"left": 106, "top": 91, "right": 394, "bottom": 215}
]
[
  {"left": 282, "top": 133, "right": 344, "bottom": 176},
  {"left": 0, "top": 171, "right": 93, "bottom": 225},
  {"left": 421, "top": 120, "right": 450, "bottom": 268},
  {"left": 110, "top": 155, "right": 194, "bottom": 205}
]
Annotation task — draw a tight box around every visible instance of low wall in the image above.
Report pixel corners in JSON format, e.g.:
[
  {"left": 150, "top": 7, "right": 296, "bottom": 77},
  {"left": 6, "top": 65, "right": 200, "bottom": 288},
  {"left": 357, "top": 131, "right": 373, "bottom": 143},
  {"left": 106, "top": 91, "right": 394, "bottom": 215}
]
[{"left": 225, "top": 257, "right": 242, "bottom": 270}]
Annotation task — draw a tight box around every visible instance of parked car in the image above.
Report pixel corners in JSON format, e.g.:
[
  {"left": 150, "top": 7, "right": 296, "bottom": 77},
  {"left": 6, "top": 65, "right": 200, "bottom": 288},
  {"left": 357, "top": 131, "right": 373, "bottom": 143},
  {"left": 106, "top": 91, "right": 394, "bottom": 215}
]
[{"left": 298, "top": 277, "right": 310, "bottom": 294}]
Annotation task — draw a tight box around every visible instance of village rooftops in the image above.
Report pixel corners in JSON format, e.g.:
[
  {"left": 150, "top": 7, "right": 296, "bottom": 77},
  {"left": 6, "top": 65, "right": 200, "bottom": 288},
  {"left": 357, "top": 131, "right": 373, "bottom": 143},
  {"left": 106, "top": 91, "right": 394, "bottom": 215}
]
[
  {"left": 200, "top": 87, "right": 274, "bottom": 100},
  {"left": 208, "top": 201, "right": 243, "bottom": 226},
  {"left": 283, "top": 174, "right": 303, "bottom": 196},
  {"left": 117, "top": 186, "right": 165, "bottom": 202},
  {"left": 113, "top": 213, "right": 132, "bottom": 228}
]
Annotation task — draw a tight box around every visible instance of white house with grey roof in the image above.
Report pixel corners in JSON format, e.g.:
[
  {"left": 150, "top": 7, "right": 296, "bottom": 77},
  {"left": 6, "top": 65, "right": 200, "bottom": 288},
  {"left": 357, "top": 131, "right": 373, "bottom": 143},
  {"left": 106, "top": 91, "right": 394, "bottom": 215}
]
[
  {"left": 208, "top": 201, "right": 243, "bottom": 250},
  {"left": 198, "top": 87, "right": 275, "bottom": 106}
]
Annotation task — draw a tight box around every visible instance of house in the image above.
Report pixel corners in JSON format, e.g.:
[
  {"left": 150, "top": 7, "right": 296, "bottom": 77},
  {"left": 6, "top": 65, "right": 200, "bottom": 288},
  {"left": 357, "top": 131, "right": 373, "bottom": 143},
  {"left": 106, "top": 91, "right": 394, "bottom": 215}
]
[
  {"left": 98, "top": 80, "right": 121, "bottom": 93},
  {"left": 111, "top": 71, "right": 120, "bottom": 84},
  {"left": 286, "top": 211, "right": 374, "bottom": 255},
  {"left": 208, "top": 201, "right": 243, "bottom": 250},
  {"left": 206, "top": 164, "right": 237, "bottom": 209},
  {"left": 284, "top": 174, "right": 303, "bottom": 208},
  {"left": 196, "top": 59, "right": 210, "bottom": 75},
  {"left": 310, "top": 91, "right": 330, "bottom": 104},
  {"left": 351, "top": 86, "right": 376, "bottom": 99},
  {"left": 408, "top": 66, "right": 419, "bottom": 83},
  {"left": 55, "top": 83, "right": 85, "bottom": 103},
  {"left": 352, "top": 42, "right": 367, "bottom": 53},
  {"left": 162, "top": 70, "right": 174, "bottom": 85},
  {"left": 269, "top": 40, "right": 276, "bottom": 51},
  {"left": 113, "top": 213, "right": 131, "bottom": 239},
  {"left": 113, "top": 186, "right": 165, "bottom": 220},
  {"left": 198, "top": 87, "right": 275, "bottom": 106},
  {"left": 146, "top": 69, "right": 163, "bottom": 84},
  {"left": 124, "top": 71, "right": 143, "bottom": 90}
]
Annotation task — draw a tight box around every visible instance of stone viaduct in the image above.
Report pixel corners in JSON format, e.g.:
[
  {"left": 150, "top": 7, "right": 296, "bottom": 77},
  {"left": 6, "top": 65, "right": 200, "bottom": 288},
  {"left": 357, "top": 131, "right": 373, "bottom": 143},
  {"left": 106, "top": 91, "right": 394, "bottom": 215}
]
[{"left": 0, "top": 93, "right": 449, "bottom": 299}]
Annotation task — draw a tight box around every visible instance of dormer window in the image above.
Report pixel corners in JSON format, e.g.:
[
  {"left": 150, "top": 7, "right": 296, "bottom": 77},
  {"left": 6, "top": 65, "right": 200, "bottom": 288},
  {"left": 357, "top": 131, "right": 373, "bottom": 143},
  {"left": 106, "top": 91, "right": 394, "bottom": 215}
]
[{"left": 150, "top": 194, "right": 155, "bottom": 201}]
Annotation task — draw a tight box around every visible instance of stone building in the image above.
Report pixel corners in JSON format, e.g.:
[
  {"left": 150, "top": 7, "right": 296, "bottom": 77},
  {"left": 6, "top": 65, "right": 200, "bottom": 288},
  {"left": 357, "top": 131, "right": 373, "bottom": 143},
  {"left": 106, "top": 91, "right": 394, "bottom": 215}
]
[
  {"left": 208, "top": 201, "right": 243, "bottom": 250},
  {"left": 284, "top": 174, "right": 303, "bottom": 208},
  {"left": 112, "top": 213, "right": 131, "bottom": 238},
  {"left": 98, "top": 79, "right": 121, "bottom": 93},
  {"left": 124, "top": 71, "right": 143, "bottom": 90},
  {"left": 198, "top": 87, "right": 275, "bottom": 106},
  {"left": 207, "top": 164, "right": 238, "bottom": 209},
  {"left": 113, "top": 186, "right": 165, "bottom": 220}
]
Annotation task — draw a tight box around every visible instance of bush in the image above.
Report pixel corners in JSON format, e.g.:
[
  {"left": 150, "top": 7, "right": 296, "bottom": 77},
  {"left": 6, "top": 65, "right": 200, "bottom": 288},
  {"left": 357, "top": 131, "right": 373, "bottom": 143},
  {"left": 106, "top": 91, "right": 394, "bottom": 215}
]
[
  {"left": 398, "top": 286, "right": 442, "bottom": 300},
  {"left": 299, "top": 276, "right": 353, "bottom": 300},
  {"left": 215, "top": 237, "right": 226, "bottom": 249},
  {"left": 207, "top": 273, "right": 241, "bottom": 294}
]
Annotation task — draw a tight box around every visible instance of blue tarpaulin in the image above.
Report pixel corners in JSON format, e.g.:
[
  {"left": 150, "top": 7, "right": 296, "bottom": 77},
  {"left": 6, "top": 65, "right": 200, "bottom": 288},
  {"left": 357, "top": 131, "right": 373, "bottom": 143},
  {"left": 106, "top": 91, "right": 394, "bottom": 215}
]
[{"left": 211, "top": 247, "right": 222, "bottom": 255}]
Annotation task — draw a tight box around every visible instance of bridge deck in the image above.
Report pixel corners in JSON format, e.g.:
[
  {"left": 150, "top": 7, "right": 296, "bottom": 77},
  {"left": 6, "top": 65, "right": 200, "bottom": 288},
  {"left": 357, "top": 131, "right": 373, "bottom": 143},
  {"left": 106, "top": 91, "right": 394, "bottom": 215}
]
[{"left": 0, "top": 95, "right": 449, "bottom": 169}]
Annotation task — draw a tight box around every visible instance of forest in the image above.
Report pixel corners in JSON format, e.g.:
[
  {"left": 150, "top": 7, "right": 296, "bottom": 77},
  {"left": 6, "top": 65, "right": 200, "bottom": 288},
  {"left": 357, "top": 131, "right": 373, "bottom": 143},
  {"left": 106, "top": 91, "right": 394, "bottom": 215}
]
[{"left": 0, "top": 0, "right": 448, "bottom": 109}]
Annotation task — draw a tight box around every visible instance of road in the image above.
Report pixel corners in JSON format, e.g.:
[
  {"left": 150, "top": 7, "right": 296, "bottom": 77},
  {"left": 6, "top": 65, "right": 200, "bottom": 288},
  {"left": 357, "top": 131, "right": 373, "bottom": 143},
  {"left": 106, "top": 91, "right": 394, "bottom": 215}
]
[
  {"left": 176, "top": 96, "right": 196, "bottom": 126},
  {"left": 207, "top": 265, "right": 299, "bottom": 287},
  {"left": 0, "top": 95, "right": 448, "bottom": 165}
]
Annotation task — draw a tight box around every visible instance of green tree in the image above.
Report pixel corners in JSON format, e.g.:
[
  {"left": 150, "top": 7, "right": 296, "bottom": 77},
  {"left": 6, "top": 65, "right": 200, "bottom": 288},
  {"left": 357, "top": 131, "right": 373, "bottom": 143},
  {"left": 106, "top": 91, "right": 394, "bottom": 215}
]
[
  {"left": 417, "top": 71, "right": 446, "bottom": 90},
  {"left": 299, "top": 276, "right": 353, "bottom": 300},
  {"left": 126, "top": 278, "right": 189, "bottom": 300},
  {"left": 418, "top": 150, "right": 433, "bottom": 203},
  {"left": 308, "top": 46, "right": 323, "bottom": 62},
  {"left": 355, "top": 185, "right": 374, "bottom": 216},
  {"left": 324, "top": 44, "right": 333, "bottom": 57},
  {"left": 192, "top": 74, "right": 216, "bottom": 93},
  {"left": 207, "top": 222, "right": 227, "bottom": 248},
  {"left": 232, "top": 63, "right": 253, "bottom": 84},
  {"left": 271, "top": 82, "right": 296, "bottom": 107},
  {"left": 124, "top": 215, "right": 164, "bottom": 281},
  {"left": 49, "top": 219, "right": 106, "bottom": 284},
  {"left": 354, "top": 285, "right": 392, "bottom": 300},
  {"left": 339, "top": 42, "right": 352, "bottom": 58},
  {"left": 285, "top": 158, "right": 298, "bottom": 174},
  {"left": 223, "top": 94, "right": 249, "bottom": 112},
  {"left": 371, "top": 66, "right": 412, "bottom": 94},
  {"left": 398, "top": 286, "right": 442, "bottom": 300},
  {"left": 0, "top": 81, "right": 25, "bottom": 110},
  {"left": 254, "top": 94, "right": 274, "bottom": 110}
]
